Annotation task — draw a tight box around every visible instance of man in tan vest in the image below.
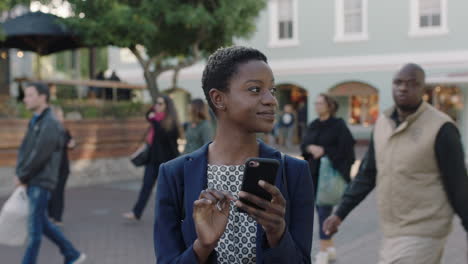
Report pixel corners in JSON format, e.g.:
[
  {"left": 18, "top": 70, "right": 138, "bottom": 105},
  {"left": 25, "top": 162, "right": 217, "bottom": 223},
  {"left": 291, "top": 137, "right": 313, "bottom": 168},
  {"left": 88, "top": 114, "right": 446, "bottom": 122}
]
[{"left": 323, "top": 63, "right": 468, "bottom": 264}]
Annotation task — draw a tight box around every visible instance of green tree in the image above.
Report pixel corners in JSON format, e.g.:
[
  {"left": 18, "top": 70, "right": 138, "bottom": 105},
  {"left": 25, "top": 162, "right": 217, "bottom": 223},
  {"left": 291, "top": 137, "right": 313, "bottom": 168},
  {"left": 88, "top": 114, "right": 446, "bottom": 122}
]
[
  {"left": 65, "top": 0, "right": 266, "bottom": 101},
  {"left": 0, "top": 0, "right": 31, "bottom": 12}
]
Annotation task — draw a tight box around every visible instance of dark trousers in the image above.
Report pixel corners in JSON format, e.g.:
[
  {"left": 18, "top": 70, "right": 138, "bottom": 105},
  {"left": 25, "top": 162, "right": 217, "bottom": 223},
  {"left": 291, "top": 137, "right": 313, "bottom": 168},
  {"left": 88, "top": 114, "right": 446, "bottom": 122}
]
[
  {"left": 48, "top": 174, "right": 69, "bottom": 222},
  {"left": 132, "top": 162, "right": 160, "bottom": 219},
  {"left": 317, "top": 205, "right": 334, "bottom": 240}
]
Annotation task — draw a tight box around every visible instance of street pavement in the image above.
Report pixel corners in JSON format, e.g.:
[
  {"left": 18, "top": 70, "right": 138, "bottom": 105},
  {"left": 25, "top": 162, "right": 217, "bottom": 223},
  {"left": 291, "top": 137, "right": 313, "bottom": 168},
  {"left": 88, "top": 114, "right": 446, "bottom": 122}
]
[{"left": 1, "top": 145, "right": 466, "bottom": 263}]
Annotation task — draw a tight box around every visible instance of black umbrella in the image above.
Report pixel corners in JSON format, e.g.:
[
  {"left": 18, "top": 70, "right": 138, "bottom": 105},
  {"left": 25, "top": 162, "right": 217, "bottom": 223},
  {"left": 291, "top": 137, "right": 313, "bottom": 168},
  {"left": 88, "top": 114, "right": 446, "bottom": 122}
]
[{"left": 0, "top": 11, "right": 82, "bottom": 55}]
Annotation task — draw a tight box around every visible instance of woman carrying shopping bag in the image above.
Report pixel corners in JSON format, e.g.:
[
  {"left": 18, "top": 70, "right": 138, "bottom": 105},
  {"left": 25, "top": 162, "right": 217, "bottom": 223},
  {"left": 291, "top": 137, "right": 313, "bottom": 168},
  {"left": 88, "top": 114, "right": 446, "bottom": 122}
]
[
  {"left": 123, "top": 95, "right": 181, "bottom": 220},
  {"left": 301, "top": 93, "right": 356, "bottom": 264}
]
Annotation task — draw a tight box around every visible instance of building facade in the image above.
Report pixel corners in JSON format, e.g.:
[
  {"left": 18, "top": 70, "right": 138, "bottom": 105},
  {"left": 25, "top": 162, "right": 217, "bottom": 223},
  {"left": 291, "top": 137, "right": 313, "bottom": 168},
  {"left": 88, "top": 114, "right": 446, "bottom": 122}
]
[{"left": 109, "top": 0, "right": 468, "bottom": 144}]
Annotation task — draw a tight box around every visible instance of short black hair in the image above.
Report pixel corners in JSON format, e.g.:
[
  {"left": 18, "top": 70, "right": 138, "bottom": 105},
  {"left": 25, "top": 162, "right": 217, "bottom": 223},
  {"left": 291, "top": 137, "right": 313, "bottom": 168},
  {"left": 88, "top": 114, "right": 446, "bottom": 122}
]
[
  {"left": 201, "top": 46, "right": 268, "bottom": 111},
  {"left": 26, "top": 82, "right": 50, "bottom": 102}
]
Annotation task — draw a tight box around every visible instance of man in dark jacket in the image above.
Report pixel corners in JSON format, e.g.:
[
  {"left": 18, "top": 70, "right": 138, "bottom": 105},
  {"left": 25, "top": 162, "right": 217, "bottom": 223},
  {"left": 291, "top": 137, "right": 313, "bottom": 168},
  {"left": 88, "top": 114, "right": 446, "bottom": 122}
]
[{"left": 16, "top": 83, "right": 86, "bottom": 264}]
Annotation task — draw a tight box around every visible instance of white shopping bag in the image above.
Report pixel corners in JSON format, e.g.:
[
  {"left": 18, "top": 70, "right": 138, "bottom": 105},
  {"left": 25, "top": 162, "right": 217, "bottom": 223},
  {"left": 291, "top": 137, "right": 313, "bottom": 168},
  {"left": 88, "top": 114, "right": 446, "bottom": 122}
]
[{"left": 0, "top": 186, "right": 29, "bottom": 246}]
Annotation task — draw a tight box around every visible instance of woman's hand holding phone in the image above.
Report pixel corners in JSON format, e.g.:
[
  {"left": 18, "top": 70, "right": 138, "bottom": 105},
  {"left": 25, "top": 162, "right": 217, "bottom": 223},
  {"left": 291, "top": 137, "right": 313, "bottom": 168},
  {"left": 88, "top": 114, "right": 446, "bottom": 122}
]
[
  {"left": 236, "top": 180, "right": 286, "bottom": 248},
  {"left": 193, "top": 189, "right": 235, "bottom": 262}
]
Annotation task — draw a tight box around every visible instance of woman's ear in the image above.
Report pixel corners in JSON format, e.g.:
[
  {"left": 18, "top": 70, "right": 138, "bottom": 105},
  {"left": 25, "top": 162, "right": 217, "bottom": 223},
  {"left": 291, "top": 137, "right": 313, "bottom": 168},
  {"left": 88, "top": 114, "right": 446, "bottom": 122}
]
[{"left": 209, "top": 88, "right": 226, "bottom": 111}]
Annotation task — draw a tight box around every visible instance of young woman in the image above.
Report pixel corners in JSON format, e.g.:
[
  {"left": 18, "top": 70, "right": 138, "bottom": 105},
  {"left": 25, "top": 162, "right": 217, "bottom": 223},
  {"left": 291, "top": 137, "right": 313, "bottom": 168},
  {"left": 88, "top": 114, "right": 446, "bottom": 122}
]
[
  {"left": 154, "top": 46, "right": 315, "bottom": 263},
  {"left": 123, "top": 95, "right": 180, "bottom": 220},
  {"left": 183, "top": 98, "right": 214, "bottom": 154},
  {"left": 301, "top": 94, "right": 356, "bottom": 264}
]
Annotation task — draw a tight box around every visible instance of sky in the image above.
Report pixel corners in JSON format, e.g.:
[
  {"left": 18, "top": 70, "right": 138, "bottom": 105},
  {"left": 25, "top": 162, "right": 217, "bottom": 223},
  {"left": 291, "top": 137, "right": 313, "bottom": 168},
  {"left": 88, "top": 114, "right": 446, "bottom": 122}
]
[{"left": 30, "top": 0, "right": 72, "bottom": 18}]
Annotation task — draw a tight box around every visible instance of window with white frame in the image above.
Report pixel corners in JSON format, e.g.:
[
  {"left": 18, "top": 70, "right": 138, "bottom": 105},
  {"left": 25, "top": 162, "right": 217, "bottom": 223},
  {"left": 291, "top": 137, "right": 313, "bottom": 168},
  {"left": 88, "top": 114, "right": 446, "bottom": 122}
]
[
  {"left": 335, "top": 0, "right": 368, "bottom": 42},
  {"left": 420, "top": 0, "right": 441, "bottom": 27},
  {"left": 269, "top": 0, "right": 299, "bottom": 47},
  {"left": 410, "top": 0, "right": 448, "bottom": 37},
  {"left": 278, "top": 0, "right": 293, "bottom": 39}
]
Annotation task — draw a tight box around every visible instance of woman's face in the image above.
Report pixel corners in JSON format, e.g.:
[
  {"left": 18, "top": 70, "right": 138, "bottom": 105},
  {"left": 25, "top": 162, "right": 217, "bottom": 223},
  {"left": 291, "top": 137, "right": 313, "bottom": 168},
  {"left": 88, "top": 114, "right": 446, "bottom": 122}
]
[
  {"left": 154, "top": 97, "right": 167, "bottom": 113},
  {"left": 222, "top": 60, "right": 278, "bottom": 133},
  {"left": 315, "top": 96, "right": 330, "bottom": 116}
]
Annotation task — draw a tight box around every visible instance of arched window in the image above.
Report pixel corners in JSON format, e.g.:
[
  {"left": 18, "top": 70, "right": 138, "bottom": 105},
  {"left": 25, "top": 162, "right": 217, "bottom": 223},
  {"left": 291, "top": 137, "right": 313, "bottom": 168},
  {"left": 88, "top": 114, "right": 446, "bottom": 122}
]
[{"left": 329, "top": 81, "right": 379, "bottom": 126}]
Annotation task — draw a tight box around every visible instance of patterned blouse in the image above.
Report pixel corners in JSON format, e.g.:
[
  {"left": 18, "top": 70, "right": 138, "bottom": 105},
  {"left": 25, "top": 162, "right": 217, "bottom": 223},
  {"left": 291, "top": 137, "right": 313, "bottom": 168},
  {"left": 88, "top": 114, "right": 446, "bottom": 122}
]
[{"left": 207, "top": 164, "right": 257, "bottom": 264}]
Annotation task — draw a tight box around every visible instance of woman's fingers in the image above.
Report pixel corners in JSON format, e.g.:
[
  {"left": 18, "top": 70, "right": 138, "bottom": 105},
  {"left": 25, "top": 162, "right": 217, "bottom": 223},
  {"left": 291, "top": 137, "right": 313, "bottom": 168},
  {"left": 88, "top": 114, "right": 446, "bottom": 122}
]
[
  {"left": 206, "top": 189, "right": 235, "bottom": 202},
  {"left": 194, "top": 198, "right": 213, "bottom": 207},
  {"left": 197, "top": 189, "right": 236, "bottom": 214},
  {"left": 199, "top": 190, "right": 218, "bottom": 203},
  {"left": 238, "top": 191, "right": 284, "bottom": 216},
  {"left": 235, "top": 200, "right": 284, "bottom": 232},
  {"left": 258, "top": 180, "right": 286, "bottom": 206}
]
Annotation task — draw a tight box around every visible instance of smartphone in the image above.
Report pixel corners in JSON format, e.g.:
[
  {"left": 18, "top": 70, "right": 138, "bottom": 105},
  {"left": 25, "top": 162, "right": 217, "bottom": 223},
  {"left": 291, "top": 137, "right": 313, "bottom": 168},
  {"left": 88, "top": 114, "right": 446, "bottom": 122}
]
[{"left": 239, "top": 158, "right": 279, "bottom": 211}]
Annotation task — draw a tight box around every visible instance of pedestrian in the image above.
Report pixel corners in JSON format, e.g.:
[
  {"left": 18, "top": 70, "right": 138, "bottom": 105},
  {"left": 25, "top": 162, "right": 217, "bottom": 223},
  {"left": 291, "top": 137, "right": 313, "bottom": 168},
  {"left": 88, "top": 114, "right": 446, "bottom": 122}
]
[
  {"left": 297, "top": 101, "right": 307, "bottom": 141},
  {"left": 16, "top": 82, "right": 86, "bottom": 264},
  {"left": 278, "top": 104, "right": 295, "bottom": 148},
  {"left": 48, "top": 106, "right": 76, "bottom": 226},
  {"left": 123, "top": 95, "right": 181, "bottom": 220},
  {"left": 324, "top": 63, "right": 468, "bottom": 264},
  {"left": 183, "top": 98, "right": 214, "bottom": 154},
  {"left": 301, "top": 94, "right": 355, "bottom": 264},
  {"left": 154, "top": 46, "right": 315, "bottom": 263}
]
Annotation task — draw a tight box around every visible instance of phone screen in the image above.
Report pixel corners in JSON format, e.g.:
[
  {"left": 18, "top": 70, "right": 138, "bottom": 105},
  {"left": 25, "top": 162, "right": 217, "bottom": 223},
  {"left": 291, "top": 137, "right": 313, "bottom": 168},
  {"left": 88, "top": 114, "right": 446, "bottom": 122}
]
[{"left": 239, "top": 158, "right": 279, "bottom": 211}]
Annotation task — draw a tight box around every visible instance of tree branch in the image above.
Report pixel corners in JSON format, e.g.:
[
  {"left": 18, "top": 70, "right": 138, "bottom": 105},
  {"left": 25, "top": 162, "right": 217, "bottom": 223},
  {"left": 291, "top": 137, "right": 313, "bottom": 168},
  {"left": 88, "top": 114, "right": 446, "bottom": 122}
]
[
  {"left": 172, "top": 66, "right": 181, "bottom": 89},
  {"left": 129, "top": 45, "right": 146, "bottom": 70},
  {"left": 156, "top": 43, "right": 202, "bottom": 74},
  {"left": 145, "top": 52, "right": 168, "bottom": 72}
]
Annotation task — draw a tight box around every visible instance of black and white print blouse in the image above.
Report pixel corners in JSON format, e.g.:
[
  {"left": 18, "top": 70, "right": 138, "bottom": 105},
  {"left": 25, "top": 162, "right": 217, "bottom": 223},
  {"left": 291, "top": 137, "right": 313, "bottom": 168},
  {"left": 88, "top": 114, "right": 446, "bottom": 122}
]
[{"left": 207, "top": 164, "right": 257, "bottom": 264}]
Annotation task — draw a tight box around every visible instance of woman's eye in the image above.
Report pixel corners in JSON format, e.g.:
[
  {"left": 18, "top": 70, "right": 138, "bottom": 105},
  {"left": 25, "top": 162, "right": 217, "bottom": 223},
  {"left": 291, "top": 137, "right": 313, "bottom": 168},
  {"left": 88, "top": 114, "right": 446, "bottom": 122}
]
[{"left": 248, "top": 87, "right": 261, "bottom": 93}]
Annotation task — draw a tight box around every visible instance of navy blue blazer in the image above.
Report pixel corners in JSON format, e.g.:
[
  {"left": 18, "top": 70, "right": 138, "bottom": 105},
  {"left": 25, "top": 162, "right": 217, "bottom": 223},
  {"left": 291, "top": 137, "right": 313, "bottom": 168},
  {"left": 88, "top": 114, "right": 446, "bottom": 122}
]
[{"left": 154, "top": 141, "right": 315, "bottom": 263}]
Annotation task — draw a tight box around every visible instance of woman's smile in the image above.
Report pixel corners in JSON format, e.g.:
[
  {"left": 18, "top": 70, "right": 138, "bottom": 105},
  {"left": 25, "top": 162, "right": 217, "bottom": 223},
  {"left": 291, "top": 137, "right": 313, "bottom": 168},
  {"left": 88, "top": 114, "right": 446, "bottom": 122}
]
[{"left": 256, "top": 110, "right": 276, "bottom": 121}]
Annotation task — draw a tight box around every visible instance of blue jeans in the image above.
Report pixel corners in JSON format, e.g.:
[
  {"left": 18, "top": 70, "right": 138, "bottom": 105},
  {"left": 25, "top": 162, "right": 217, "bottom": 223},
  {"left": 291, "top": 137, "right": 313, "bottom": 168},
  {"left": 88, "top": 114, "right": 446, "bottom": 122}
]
[
  {"left": 132, "top": 163, "right": 160, "bottom": 219},
  {"left": 317, "top": 205, "right": 334, "bottom": 240},
  {"left": 22, "top": 185, "right": 80, "bottom": 264}
]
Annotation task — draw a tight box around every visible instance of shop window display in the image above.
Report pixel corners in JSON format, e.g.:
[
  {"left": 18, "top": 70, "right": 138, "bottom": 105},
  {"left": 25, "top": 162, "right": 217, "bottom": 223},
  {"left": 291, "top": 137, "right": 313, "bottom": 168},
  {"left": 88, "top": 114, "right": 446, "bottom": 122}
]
[
  {"left": 425, "top": 86, "right": 463, "bottom": 121},
  {"left": 349, "top": 94, "right": 379, "bottom": 126}
]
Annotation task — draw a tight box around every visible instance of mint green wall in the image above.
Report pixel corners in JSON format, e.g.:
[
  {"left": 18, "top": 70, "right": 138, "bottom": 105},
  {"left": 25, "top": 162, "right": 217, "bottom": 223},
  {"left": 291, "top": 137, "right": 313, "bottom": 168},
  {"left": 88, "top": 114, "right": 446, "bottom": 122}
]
[{"left": 238, "top": 0, "right": 468, "bottom": 59}]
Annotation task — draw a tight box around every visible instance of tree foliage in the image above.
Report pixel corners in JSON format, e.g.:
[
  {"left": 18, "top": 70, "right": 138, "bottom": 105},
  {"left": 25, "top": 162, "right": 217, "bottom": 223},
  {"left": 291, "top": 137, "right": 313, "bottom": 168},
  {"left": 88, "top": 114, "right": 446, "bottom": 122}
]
[
  {"left": 0, "top": 0, "right": 31, "bottom": 12},
  {"left": 65, "top": 0, "right": 266, "bottom": 101}
]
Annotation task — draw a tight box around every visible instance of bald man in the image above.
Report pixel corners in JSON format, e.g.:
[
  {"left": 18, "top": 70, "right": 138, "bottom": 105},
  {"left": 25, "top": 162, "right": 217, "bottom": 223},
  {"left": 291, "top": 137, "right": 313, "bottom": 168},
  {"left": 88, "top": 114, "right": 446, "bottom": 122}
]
[{"left": 323, "top": 63, "right": 468, "bottom": 264}]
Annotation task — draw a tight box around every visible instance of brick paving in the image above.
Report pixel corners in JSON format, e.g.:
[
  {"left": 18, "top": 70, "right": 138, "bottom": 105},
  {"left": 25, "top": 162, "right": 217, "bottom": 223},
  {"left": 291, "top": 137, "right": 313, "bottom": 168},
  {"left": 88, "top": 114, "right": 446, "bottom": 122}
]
[{"left": 0, "top": 145, "right": 466, "bottom": 263}]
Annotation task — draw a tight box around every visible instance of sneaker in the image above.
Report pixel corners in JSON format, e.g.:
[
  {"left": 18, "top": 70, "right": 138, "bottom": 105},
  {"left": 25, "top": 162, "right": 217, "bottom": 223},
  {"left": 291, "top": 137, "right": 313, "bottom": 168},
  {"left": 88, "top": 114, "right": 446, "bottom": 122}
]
[
  {"left": 69, "top": 253, "right": 86, "bottom": 264},
  {"left": 315, "top": 251, "right": 329, "bottom": 264},
  {"left": 122, "top": 212, "right": 139, "bottom": 221},
  {"left": 327, "top": 247, "right": 337, "bottom": 261},
  {"left": 54, "top": 221, "right": 64, "bottom": 227}
]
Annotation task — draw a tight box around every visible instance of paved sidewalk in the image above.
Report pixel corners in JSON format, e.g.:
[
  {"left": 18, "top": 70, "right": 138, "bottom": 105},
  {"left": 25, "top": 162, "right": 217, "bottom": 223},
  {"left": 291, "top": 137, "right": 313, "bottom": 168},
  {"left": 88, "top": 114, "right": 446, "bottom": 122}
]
[
  {"left": 0, "top": 181, "right": 156, "bottom": 264},
  {"left": 1, "top": 180, "right": 466, "bottom": 264},
  {"left": 1, "top": 144, "right": 466, "bottom": 263}
]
